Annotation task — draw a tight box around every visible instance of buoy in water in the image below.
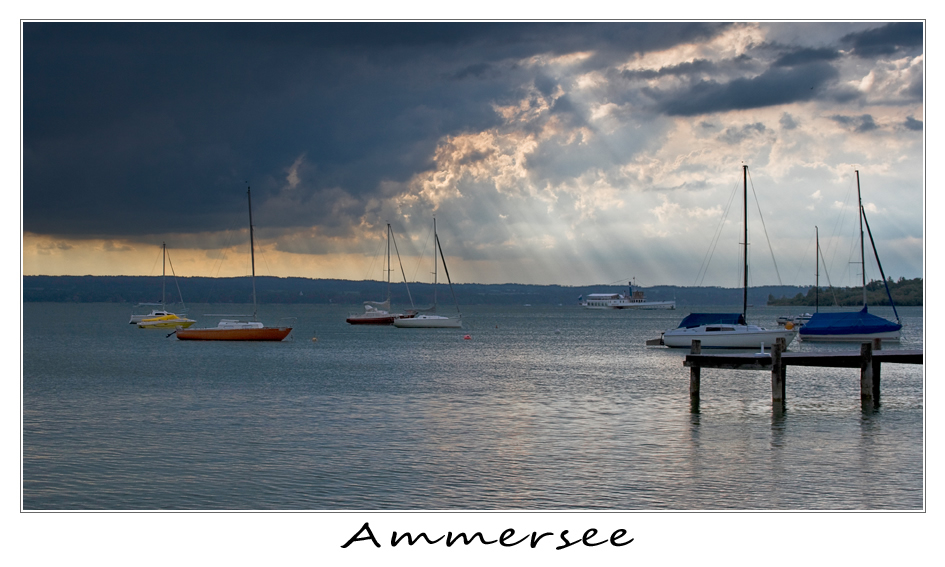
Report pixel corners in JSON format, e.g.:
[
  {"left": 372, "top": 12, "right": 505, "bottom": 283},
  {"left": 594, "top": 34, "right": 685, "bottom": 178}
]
[
  {"left": 311, "top": 337, "right": 318, "bottom": 342},
  {"left": 463, "top": 335, "right": 471, "bottom": 340}
]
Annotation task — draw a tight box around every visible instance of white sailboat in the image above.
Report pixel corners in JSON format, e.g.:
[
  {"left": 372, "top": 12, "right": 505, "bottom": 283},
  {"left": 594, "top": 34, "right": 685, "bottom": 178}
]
[
  {"left": 393, "top": 219, "right": 462, "bottom": 328},
  {"left": 655, "top": 165, "right": 796, "bottom": 349}
]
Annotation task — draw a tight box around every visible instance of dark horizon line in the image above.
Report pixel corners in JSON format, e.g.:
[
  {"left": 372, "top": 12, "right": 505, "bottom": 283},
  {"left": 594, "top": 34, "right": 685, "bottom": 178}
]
[{"left": 22, "top": 273, "right": 923, "bottom": 290}]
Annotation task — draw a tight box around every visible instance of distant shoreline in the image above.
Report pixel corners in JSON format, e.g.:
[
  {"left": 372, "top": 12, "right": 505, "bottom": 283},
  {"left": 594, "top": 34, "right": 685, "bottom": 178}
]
[{"left": 20, "top": 275, "right": 923, "bottom": 307}]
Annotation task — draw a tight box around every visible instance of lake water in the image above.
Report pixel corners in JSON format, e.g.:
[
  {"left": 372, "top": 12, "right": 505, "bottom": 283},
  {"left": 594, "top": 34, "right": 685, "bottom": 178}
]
[{"left": 22, "top": 302, "right": 924, "bottom": 510}]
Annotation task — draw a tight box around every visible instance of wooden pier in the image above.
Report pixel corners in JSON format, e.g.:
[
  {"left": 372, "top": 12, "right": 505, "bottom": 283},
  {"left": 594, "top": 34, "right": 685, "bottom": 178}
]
[{"left": 684, "top": 338, "right": 922, "bottom": 407}]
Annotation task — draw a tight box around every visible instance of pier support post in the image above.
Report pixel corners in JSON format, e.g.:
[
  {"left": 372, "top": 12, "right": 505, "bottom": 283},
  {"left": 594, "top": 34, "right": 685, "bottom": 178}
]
[
  {"left": 871, "top": 338, "right": 882, "bottom": 401},
  {"left": 860, "top": 342, "right": 875, "bottom": 401},
  {"left": 689, "top": 340, "right": 701, "bottom": 398},
  {"left": 771, "top": 337, "right": 786, "bottom": 404}
]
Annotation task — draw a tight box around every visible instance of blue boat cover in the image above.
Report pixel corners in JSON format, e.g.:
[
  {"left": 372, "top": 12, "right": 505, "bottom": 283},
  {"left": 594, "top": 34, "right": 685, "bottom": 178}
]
[
  {"left": 799, "top": 306, "right": 901, "bottom": 336},
  {"left": 676, "top": 313, "right": 746, "bottom": 328}
]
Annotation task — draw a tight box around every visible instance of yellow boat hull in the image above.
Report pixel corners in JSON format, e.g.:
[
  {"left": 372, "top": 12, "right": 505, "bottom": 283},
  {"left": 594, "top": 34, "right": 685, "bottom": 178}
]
[{"left": 138, "top": 314, "right": 196, "bottom": 329}]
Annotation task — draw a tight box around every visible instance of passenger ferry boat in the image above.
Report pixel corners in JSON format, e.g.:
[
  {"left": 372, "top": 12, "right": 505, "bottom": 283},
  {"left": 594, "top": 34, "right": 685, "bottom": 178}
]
[{"left": 580, "top": 282, "right": 675, "bottom": 310}]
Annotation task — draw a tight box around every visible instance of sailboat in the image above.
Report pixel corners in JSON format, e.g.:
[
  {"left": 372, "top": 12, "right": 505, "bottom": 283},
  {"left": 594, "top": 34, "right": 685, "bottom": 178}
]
[
  {"left": 799, "top": 171, "right": 902, "bottom": 342},
  {"left": 655, "top": 165, "right": 797, "bottom": 349},
  {"left": 393, "top": 219, "right": 462, "bottom": 328},
  {"left": 346, "top": 224, "right": 417, "bottom": 325},
  {"left": 132, "top": 242, "right": 196, "bottom": 328},
  {"left": 175, "top": 188, "right": 293, "bottom": 341}
]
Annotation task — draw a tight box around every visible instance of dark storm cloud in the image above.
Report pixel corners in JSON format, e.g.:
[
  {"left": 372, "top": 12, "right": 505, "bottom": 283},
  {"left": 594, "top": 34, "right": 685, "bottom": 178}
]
[
  {"left": 622, "top": 58, "right": 719, "bottom": 80},
  {"left": 841, "top": 22, "right": 923, "bottom": 58},
  {"left": 772, "top": 47, "right": 840, "bottom": 67},
  {"left": 23, "top": 21, "right": 731, "bottom": 240},
  {"left": 621, "top": 54, "right": 757, "bottom": 82},
  {"left": 653, "top": 61, "right": 839, "bottom": 116}
]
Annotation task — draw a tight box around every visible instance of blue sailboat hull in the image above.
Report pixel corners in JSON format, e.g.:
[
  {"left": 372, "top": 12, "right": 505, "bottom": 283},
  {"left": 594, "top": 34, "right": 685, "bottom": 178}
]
[{"left": 798, "top": 306, "right": 901, "bottom": 341}]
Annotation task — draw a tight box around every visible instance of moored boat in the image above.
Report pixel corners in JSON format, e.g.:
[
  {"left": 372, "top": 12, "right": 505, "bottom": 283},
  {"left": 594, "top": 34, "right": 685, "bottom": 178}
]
[
  {"left": 392, "top": 313, "right": 461, "bottom": 328},
  {"left": 799, "top": 171, "right": 901, "bottom": 343},
  {"left": 130, "top": 242, "right": 192, "bottom": 326},
  {"left": 659, "top": 313, "right": 794, "bottom": 349},
  {"left": 347, "top": 224, "right": 417, "bottom": 325},
  {"left": 175, "top": 187, "right": 292, "bottom": 341},
  {"left": 797, "top": 307, "right": 901, "bottom": 342},
  {"left": 130, "top": 306, "right": 173, "bottom": 324},
  {"left": 392, "top": 219, "right": 462, "bottom": 329},
  {"left": 346, "top": 302, "right": 400, "bottom": 325},
  {"left": 651, "top": 165, "right": 795, "bottom": 349},
  {"left": 175, "top": 320, "right": 291, "bottom": 341},
  {"left": 137, "top": 313, "right": 196, "bottom": 329},
  {"left": 777, "top": 313, "right": 811, "bottom": 327}
]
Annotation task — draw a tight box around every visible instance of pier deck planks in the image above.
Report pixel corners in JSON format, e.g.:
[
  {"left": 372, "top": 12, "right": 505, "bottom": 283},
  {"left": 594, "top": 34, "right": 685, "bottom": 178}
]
[{"left": 684, "top": 350, "right": 923, "bottom": 370}]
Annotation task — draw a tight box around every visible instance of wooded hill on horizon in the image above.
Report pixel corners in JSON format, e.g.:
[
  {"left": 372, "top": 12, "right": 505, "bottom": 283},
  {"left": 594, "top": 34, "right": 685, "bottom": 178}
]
[{"left": 766, "top": 276, "right": 922, "bottom": 307}]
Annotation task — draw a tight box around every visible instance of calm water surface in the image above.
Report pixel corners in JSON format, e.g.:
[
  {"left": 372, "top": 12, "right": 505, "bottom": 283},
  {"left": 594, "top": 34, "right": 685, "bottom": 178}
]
[{"left": 22, "top": 303, "right": 924, "bottom": 510}]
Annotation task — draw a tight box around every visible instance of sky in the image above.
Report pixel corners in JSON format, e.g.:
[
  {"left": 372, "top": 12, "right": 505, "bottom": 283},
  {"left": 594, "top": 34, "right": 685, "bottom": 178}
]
[{"left": 22, "top": 21, "right": 925, "bottom": 288}]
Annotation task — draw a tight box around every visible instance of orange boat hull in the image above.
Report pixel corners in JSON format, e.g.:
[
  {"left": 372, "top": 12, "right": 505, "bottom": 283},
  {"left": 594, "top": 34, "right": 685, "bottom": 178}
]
[{"left": 175, "top": 327, "right": 293, "bottom": 341}]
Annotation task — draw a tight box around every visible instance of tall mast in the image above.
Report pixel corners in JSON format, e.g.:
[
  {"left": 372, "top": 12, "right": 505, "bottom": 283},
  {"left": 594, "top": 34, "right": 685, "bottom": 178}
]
[
  {"left": 162, "top": 241, "right": 167, "bottom": 309},
  {"left": 856, "top": 170, "right": 867, "bottom": 307},
  {"left": 435, "top": 225, "right": 460, "bottom": 315},
  {"left": 742, "top": 164, "right": 748, "bottom": 318},
  {"left": 386, "top": 223, "right": 392, "bottom": 302},
  {"left": 815, "top": 226, "right": 820, "bottom": 312},
  {"left": 390, "top": 227, "right": 415, "bottom": 308},
  {"left": 433, "top": 218, "right": 438, "bottom": 309},
  {"left": 248, "top": 187, "right": 258, "bottom": 321}
]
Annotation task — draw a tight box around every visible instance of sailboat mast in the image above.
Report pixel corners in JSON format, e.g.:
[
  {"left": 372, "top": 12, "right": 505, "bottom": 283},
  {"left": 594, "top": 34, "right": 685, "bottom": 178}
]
[
  {"left": 162, "top": 241, "right": 167, "bottom": 309},
  {"left": 433, "top": 218, "right": 438, "bottom": 309},
  {"left": 815, "top": 226, "right": 820, "bottom": 312},
  {"left": 856, "top": 170, "right": 867, "bottom": 307},
  {"left": 390, "top": 228, "right": 415, "bottom": 308},
  {"left": 742, "top": 164, "right": 748, "bottom": 318},
  {"left": 861, "top": 202, "right": 901, "bottom": 325},
  {"left": 248, "top": 187, "right": 258, "bottom": 321},
  {"left": 436, "top": 230, "right": 461, "bottom": 315},
  {"left": 386, "top": 223, "right": 392, "bottom": 301}
]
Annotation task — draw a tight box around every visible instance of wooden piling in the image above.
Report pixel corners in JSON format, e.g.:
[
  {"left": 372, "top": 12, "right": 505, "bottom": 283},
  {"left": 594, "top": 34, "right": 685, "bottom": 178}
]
[
  {"left": 683, "top": 347, "right": 920, "bottom": 408},
  {"left": 871, "top": 338, "right": 882, "bottom": 401},
  {"left": 771, "top": 337, "right": 786, "bottom": 403},
  {"left": 690, "top": 340, "right": 701, "bottom": 398},
  {"left": 860, "top": 342, "right": 874, "bottom": 400}
]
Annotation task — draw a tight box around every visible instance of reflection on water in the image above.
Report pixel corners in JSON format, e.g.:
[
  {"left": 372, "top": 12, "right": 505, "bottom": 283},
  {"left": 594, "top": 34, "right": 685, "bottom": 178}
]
[{"left": 23, "top": 303, "right": 923, "bottom": 510}]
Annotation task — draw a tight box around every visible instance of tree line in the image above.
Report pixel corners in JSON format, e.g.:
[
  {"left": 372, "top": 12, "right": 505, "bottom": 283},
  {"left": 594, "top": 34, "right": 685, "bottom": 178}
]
[{"left": 766, "top": 277, "right": 922, "bottom": 307}]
